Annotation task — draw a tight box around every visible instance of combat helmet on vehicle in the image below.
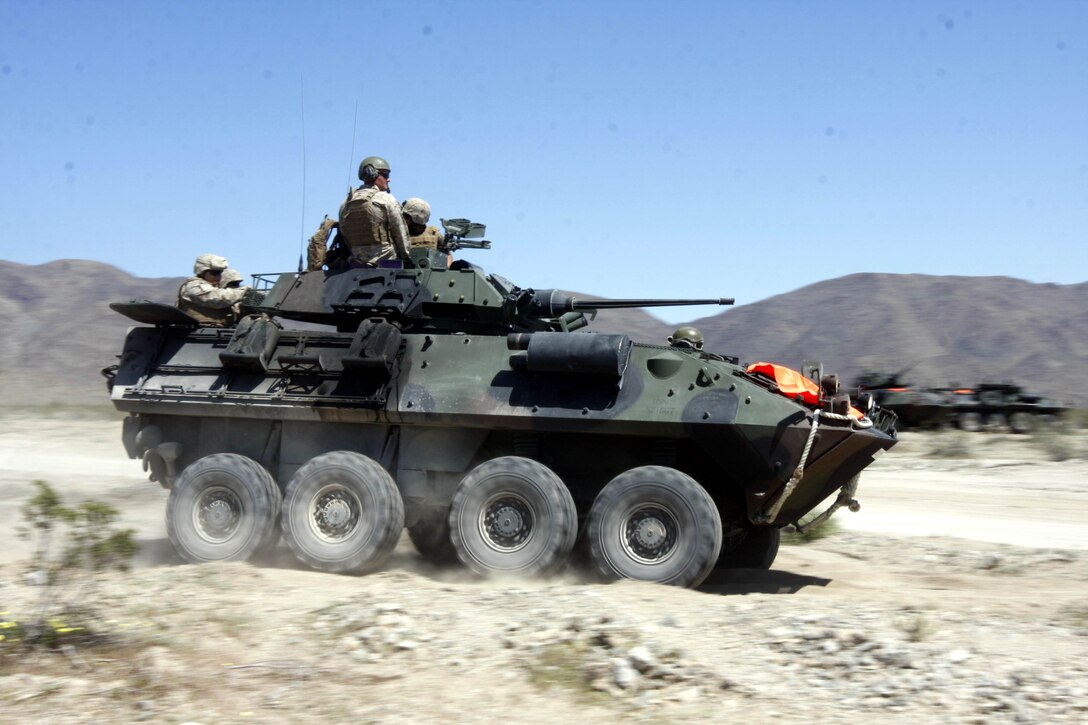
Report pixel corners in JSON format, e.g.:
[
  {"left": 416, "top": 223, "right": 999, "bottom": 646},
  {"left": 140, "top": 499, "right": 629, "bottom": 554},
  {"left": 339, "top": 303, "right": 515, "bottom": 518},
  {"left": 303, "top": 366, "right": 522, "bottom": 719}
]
[{"left": 105, "top": 218, "right": 897, "bottom": 589}]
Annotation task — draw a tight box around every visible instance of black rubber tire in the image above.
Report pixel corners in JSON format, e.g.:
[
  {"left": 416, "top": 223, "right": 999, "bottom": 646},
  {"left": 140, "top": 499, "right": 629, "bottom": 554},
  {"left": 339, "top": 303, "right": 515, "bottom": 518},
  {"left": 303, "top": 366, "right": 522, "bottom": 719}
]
[
  {"left": 166, "top": 453, "right": 281, "bottom": 563},
  {"left": 449, "top": 457, "right": 577, "bottom": 577},
  {"left": 716, "top": 526, "right": 781, "bottom": 569},
  {"left": 958, "top": 411, "right": 982, "bottom": 432},
  {"left": 407, "top": 505, "right": 458, "bottom": 565},
  {"left": 1009, "top": 412, "right": 1032, "bottom": 434},
  {"left": 281, "top": 451, "right": 404, "bottom": 574},
  {"left": 586, "top": 466, "right": 722, "bottom": 588},
  {"left": 986, "top": 413, "right": 1007, "bottom": 432}
]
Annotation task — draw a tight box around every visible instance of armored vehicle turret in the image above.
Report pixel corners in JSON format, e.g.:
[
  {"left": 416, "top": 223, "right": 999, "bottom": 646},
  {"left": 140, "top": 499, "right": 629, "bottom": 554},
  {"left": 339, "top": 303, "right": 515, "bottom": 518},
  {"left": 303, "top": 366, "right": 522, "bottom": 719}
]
[{"left": 106, "top": 220, "right": 897, "bottom": 588}]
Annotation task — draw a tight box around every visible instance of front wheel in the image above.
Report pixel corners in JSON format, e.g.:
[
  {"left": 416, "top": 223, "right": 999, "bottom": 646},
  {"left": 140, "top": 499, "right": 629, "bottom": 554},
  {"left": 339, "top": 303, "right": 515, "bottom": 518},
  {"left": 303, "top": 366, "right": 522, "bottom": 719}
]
[
  {"left": 449, "top": 457, "right": 577, "bottom": 577},
  {"left": 587, "top": 466, "right": 722, "bottom": 588},
  {"left": 716, "top": 526, "right": 781, "bottom": 569},
  {"left": 281, "top": 452, "right": 404, "bottom": 574},
  {"left": 166, "top": 453, "right": 281, "bottom": 563}
]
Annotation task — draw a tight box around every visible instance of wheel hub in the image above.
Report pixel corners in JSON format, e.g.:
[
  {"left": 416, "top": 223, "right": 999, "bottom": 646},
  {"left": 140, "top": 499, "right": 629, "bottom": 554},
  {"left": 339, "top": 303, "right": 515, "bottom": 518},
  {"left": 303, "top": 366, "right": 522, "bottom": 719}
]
[
  {"left": 311, "top": 486, "right": 361, "bottom": 542},
  {"left": 634, "top": 517, "right": 667, "bottom": 548},
  {"left": 481, "top": 495, "right": 533, "bottom": 551},
  {"left": 623, "top": 506, "right": 678, "bottom": 563},
  {"left": 195, "top": 487, "right": 242, "bottom": 542},
  {"left": 322, "top": 499, "right": 352, "bottom": 528}
]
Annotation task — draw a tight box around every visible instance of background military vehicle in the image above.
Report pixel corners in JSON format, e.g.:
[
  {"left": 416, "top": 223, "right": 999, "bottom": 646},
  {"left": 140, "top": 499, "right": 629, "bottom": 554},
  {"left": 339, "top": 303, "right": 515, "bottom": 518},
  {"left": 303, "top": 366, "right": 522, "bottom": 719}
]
[
  {"left": 105, "top": 220, "right": 897, "bottom": 589},
  {"left": 938, "top": 382, "right": 1068, "bottom": 433},
  {"left": 855, "top": 368, "right": 952, "bottom": 430}
]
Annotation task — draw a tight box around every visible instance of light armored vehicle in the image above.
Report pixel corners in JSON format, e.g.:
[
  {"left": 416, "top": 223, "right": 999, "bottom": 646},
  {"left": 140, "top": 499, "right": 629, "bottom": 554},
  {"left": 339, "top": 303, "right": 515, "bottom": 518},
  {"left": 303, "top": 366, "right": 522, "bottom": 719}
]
[
  {"left": 855, "top": 369, "right": 952, "bottom": 430},
  {"left": 937, "top": 383, "right": 1068, "bottom": 433},
  {"left": 106, "top": 221, "right": 897, "bottom": 588}
]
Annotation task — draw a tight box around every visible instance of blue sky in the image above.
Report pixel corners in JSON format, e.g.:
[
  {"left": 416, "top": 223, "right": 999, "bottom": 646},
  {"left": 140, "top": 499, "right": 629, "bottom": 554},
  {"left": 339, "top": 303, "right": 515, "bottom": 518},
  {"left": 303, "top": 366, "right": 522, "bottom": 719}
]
[{"left": 1, "top": 1, "right": 1085, "bottom": 323}]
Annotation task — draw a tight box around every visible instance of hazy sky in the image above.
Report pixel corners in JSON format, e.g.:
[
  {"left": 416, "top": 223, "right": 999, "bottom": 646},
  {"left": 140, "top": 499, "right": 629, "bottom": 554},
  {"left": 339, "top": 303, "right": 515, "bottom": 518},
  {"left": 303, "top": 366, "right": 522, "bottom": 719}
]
[{"left": 1, "top": 1, "right": 1084, "bottom": 323}]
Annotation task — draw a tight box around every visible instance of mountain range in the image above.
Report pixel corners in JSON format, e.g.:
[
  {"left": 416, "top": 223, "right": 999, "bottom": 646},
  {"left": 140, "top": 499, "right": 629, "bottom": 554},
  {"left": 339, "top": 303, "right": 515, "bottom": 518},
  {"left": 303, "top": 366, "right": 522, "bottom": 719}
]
[{"left": 1, "top": 260, "right": 1083, "bottom": 408}]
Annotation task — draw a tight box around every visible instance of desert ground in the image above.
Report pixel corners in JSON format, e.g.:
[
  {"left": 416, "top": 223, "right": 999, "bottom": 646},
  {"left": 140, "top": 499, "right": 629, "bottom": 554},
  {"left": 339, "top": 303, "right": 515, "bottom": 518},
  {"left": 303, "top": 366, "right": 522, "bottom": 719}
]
[{"left": 1, "top": 412, "right": 1086, "bottom": 724}]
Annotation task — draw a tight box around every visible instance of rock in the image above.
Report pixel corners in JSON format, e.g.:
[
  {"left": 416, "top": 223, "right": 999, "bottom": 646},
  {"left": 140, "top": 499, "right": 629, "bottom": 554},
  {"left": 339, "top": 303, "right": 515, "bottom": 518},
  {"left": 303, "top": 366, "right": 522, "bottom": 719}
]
[
  {"left": 670, "top": 685, "right": 702, "bottom": 703},
  {"left": 627, "top": 646, "right": 658, "bottom": 674},
  {"left": 611, "top": 657, "right": 640, "bottom": 690},
  {"left": 947, "top": 648, "right": 972, "bottom": 664}
]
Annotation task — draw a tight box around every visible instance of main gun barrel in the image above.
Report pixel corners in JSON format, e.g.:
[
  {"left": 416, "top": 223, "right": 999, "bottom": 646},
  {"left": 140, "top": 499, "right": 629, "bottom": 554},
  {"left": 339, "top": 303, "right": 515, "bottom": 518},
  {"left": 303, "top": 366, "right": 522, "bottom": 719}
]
[
  {"left": 571, "top": 297, "right": 734, "bottom": 309},
  {"left": 528, "top": 289, "right": 733, "bottom": 317}
]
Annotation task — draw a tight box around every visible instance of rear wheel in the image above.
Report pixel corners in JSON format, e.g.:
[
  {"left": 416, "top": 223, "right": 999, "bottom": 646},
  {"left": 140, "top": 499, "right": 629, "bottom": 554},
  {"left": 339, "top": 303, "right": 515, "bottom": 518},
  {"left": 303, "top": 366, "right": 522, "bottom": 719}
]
[
  {"left": 449, "top": 457, "right": 577, "bottom": 577},
  {"left": 281, "top": 452, "right": 404, "bottom": 574},
  {"left": 166, "top": 453, "right": 281, "bottom": 563},
  {"left": 587, "top": 466, "right": 722, "bottom": 588}
]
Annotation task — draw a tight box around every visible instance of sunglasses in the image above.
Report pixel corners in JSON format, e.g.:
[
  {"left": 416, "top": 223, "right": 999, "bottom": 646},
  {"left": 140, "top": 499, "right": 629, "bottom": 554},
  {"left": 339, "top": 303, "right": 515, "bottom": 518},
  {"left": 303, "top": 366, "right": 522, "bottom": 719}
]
[{"left": 378, "top": 170, "right": 391, "bottom": 179}]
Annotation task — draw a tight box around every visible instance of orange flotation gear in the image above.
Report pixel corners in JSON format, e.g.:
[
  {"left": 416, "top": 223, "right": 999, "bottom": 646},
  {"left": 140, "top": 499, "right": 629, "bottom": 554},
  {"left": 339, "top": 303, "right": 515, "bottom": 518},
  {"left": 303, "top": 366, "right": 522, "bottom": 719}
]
[{"left": 745, "top": 362, "right": 863, "bottom": 420}]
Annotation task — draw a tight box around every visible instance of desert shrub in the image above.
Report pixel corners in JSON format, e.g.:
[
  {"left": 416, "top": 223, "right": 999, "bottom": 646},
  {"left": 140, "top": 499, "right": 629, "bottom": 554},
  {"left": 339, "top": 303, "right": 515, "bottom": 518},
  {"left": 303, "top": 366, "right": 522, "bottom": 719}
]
[{"left": 8, "top": 481, "right": 138, "bottom": 648}]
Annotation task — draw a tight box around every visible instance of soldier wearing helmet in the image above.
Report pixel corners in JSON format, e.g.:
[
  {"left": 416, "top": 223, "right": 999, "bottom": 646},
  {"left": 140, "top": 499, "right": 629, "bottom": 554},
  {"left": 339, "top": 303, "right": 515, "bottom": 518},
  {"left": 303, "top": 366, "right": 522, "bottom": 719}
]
[
  {"left": 177, "top": 254, "right": 249, "bottom": 327},
  {"left": 401, "top": 197, "right": 443, "bottom": 251},
  {"left": 220, "top": 268, "right": 244, "bottom": 289},
  {"left": 219, "top": 268, "right": 246, "bottom": 325},
  {"left": 337, "top": 155, "right": 411, "bottom": 266},
  {"left": 667, "top": 325, "right": 704, "bottom": 351}
]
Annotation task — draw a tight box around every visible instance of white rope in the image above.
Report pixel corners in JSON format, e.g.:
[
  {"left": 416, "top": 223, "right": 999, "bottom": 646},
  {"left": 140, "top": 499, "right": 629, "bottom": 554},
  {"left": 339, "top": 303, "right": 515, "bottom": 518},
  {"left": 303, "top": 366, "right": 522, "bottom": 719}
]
[{"left": 765, "top": 409, "right": 821, "bottom": 522}]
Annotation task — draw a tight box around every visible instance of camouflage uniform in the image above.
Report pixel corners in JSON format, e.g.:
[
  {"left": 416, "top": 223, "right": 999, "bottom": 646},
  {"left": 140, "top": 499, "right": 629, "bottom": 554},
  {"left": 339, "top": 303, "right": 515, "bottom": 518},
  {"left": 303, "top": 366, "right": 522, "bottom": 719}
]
[
  {"left": 177, "top": 277, "right": 247, "bottom": 327},
  {"left": 219, "top": 269, "right": 246, "bottom": 325},
  {"left": 409, "top": 225, "right": 443, "bottom": 250},
  {"left": 338, "top": 186, "right": 411, "bottom": 265}
]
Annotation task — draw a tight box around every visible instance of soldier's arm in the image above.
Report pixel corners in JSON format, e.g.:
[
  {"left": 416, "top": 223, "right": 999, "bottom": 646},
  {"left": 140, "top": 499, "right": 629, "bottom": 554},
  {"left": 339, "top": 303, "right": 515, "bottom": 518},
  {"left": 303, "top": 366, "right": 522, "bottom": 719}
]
[
  {"left": 384, "top": 197, "right": 412, "bottom": 260},
  {"left": 183, "top": 280, "right": 248, "bottom": 309}
]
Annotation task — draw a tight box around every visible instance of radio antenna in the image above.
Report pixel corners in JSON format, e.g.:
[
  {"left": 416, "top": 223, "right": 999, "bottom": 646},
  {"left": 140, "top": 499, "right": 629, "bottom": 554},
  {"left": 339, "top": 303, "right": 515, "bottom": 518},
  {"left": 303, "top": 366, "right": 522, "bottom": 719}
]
[
  {"left": 298, "top": 73, "right": 307, "bottom": 273},
  {"left": 347, "top": 100, "right": 359, "bottom": 189}
]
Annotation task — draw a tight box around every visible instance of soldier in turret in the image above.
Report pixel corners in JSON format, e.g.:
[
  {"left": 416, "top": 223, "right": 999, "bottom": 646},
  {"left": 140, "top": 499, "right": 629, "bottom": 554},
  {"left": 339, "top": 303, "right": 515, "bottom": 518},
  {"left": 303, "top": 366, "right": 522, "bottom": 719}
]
[
  {"left": 219, "top": 268, "right": 246, "bottom": 325},
  {"left": 401, "top": 197, "right": 442, "bottom": 250},
  {"left": 177, "top": 254, "right": 249, "bottom": 327},
  {"left": 668, "top": 325, "right": 704, "bottom": 351},
  {"left": 338, "top": 156, "right": 411, "bottom": 267}
]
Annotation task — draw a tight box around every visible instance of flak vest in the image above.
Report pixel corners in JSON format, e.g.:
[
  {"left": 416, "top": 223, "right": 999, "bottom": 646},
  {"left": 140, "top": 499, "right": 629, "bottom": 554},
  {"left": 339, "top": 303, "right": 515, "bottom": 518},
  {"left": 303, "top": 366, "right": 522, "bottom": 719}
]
[
  {"left": 410, "top": 225, "right": 442, "bottom": 250},
  {"left": 339, "top": 186, "right": 392, "bottom": 264}
]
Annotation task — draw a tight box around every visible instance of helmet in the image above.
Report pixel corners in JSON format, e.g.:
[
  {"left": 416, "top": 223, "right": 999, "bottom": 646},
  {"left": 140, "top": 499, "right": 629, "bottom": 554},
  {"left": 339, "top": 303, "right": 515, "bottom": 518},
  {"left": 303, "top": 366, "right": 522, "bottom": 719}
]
[
  {"left": 220, "top": 268, "right": 244, "bottom": 287},
  {"left": 667, "top": 325, "right": 704, "bottom": 350},
  {"left": 358, "top": 155, "right": 391, "bottom": 182},
  {"left": 194, "top": 253, "right": 229, "bottom": 275},
  {"left": 402, "top": 198, "right": 431, "bottom": 226}
]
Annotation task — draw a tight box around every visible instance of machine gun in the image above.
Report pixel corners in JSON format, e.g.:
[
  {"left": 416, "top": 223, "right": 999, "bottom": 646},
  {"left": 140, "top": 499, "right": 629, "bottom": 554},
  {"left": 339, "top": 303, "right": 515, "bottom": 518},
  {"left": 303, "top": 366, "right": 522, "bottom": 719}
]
[{"left": 438, "top": 218, "right": 492, "bottom": 253}]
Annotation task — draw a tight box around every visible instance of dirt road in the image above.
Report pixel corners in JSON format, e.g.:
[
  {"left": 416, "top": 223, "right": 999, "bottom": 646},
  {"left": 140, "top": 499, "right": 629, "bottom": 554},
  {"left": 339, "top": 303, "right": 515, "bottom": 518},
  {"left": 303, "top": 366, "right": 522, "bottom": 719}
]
[{"left": 1, "top": 415, "right": 1086, "bottom": 723}]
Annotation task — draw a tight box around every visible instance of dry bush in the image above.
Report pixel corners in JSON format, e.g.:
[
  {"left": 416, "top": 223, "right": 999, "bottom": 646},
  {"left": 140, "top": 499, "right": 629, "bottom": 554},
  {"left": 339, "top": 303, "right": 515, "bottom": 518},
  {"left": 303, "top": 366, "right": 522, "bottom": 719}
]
[{"left": 5, "top": 481, "right": 138, "bottom": 650}]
